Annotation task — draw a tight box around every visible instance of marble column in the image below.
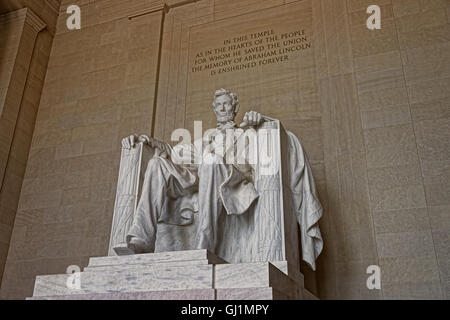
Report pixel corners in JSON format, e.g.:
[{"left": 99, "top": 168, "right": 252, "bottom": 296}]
[{"left": 0, "top": 7, "right": 46, "bottom": 284}]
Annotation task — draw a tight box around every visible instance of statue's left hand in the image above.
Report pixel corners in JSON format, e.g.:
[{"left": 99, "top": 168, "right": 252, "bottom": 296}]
[
  {"left": 239, "top": 111, "right": 264, "bottom": 128},
  {"left": 138, "top": 135, "right": 166, "bottom": 151}
]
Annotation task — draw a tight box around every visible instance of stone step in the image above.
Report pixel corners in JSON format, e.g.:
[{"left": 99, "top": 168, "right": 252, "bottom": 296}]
[
  {"left": 31, "top": 260, "right": 303, "bottom": 299},
  {"left": 33, "top": 264, "right": 214, "bottom": 297},
  {"left": 216, "top": 287, "right": 291, "bottom": 300},
  {"left": 28, "top": 287, "right": 293, "bottom": 300},
  {"left": 87, "top": 249, "right": 227, "bottom": 268},
  {"left": 83, "top": 259, "right": 213, "bottom": 273},
  {"left": 215, "top": 262, "right": 303, "bottom": 299},
  {"left": 29, "top": 289, "right": 216, "bottom": 300},
  {"left": 83, "top": 256, "right": 303, "bottom": 288}
]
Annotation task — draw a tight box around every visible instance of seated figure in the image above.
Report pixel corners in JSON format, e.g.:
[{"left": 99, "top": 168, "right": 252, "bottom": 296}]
[{"left": 114, "top": 88, "right": 323, "bottom": 271}]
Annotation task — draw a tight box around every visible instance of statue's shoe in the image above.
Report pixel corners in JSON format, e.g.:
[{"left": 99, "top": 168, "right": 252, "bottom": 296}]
[
  {"left": 113, "top": 237, "right": 148, "bottom": 255},
  {"left": 127, "top": 238, "right": 147, "bottom": 254}
]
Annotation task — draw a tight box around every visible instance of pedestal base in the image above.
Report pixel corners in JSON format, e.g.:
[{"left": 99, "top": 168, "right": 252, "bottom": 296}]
[{"left": 28, "top": 250, "right": 318, "bottom": 300}]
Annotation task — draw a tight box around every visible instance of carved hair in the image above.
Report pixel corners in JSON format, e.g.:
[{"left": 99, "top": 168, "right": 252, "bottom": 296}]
[{"left": 212, "top": 88, "right": 240, "bottom": 115}]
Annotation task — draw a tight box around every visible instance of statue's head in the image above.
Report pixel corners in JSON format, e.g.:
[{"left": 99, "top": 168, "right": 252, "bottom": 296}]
[{"left": 212, "top": 88, "right": 239, "bottom": 123}]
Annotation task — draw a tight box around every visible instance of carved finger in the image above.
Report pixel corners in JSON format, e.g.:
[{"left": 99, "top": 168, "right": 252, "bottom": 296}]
[
  {"left": 149, "top": 138, "right": 157, "bottom": 149},
  {"left": 252, "top": 111, "right": 258, "bottom": 124},
  {"left": 248, "top": 112, "right": 254, "bottom": 124},
  {"left": 240, "top": 114, "right": 249, "bottom": 127},
  {"left": 138, "top": 135, "right": 149, "bottom": 144}
]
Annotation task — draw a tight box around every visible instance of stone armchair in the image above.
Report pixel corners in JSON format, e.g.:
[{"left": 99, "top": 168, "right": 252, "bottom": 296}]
[{"left": 108, "top": 118, "right": 322, "bottom": 283}]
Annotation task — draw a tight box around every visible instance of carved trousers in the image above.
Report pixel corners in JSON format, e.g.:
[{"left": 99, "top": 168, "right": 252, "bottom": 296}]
[{"left": 194, "top": 157, "right": 228, "bottom": 252}]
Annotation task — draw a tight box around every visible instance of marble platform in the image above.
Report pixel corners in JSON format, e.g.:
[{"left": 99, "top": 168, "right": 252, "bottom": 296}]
[{"left": 28, "top": 250, "right": 317, "bottom": 300}]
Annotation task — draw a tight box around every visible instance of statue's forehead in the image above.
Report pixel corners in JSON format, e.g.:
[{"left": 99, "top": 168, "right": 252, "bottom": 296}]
[{"left": 214, "top": 94, "right": 232, "bottom": 103}]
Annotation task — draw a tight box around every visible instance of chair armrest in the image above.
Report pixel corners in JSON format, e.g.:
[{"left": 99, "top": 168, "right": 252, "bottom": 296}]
[{"left": 108, "top": 142, "right": 155, "bottom": 256}]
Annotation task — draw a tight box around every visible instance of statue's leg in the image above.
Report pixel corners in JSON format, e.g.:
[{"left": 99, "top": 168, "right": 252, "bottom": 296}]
[
  {"left": 194, "top": 160, "right": 229, "bottom": 253},
  {"left": 126, "top": 157, "right": 173, "bottom": 254}
]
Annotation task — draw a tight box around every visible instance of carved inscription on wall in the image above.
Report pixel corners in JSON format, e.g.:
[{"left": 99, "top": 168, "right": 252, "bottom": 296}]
[{"left": 190, "top": 29, "right": 312, "bottom": 76}]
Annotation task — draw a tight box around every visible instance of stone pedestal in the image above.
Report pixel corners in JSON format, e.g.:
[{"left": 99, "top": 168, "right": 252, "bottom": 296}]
[{"left": 28, "top": 250, "right": 317, "bottom": 300}]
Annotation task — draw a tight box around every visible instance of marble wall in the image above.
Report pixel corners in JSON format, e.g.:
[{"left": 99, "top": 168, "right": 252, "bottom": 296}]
[
  {"left": 346, "top": 0, "right": 449, "bottom": 299},
  {"left": 0, "top": 0, "right": 448, "bottom": 299}
]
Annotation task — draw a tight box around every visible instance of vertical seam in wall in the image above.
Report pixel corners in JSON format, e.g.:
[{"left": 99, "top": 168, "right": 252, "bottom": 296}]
[
  {"left": 311, "top": 0, "right": 328, "bottom": 300},
  {"left": 177, "top": 21, "right": 186, "bottom": 135},
  {"left": 344, "top": 0, "right": 383, "bottom": 299},
  {"left": 182, "top": 23, "right": 190, "bottom": 132},
  {"left": 391, "top": 1, "right": 444, "bottom": 299},
  {"left": 151, "top": 9, "right": 167, "bottom": 138},
  {"left": 341, "top": 0, "right": 363, "bottom": 266},
  {"left": 319, "top": 0, "right": 339, "bottom": 299},
  {"left": 162, "top": 14, "right": 175, "bottom": 141}
]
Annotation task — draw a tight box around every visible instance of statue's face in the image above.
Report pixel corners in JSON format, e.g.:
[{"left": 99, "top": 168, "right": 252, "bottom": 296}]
[{"left": 213, "top": 94, "right": 235, "bottom": 123}]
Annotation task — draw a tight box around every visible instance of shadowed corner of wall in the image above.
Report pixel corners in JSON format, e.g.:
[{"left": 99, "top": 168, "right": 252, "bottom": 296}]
[
  {"left": 0, "top": 10, "right": 15, "bottom": 300},
  {"left": 0, "top": 14, "right": 14, "bottom": 115}
]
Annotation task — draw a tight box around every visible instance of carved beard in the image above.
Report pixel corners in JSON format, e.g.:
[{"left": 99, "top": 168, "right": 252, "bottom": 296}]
[{"left": 215, "top": 107, "right": 236, "bottom": 123}]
